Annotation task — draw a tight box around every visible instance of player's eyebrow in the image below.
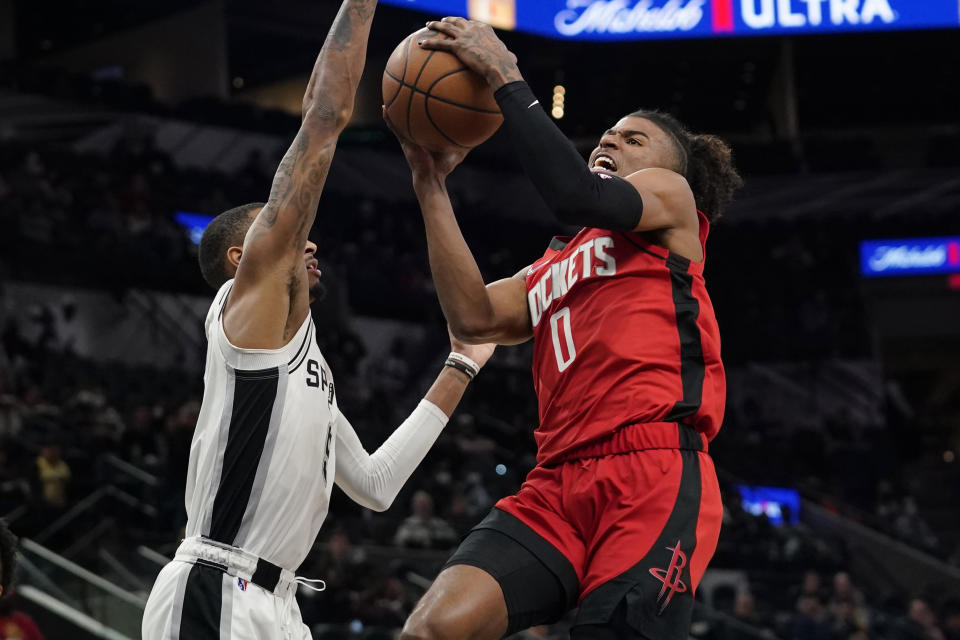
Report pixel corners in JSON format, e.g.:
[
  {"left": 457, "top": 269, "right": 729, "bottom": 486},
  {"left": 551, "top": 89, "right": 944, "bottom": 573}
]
[
  {"left": 620, "top": 129, "right": 650, "bottom": 140},
  {"left": 604, "top": 128, "right": 651, "bottom": 140}
]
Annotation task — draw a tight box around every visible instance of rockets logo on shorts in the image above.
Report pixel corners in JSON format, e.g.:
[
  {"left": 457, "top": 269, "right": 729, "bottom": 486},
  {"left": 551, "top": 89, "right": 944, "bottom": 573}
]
[{"left": 648, "top": 541, "right": 688, "bottom": 614}]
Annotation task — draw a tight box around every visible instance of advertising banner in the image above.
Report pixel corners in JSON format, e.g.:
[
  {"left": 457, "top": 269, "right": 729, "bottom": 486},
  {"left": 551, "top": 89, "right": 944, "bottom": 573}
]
[
  {"left": 860, "top": 237, "right": 960, "bottom": 278},
  {"left": 381, "top": 0, "right": 960, "bottom": 41}
]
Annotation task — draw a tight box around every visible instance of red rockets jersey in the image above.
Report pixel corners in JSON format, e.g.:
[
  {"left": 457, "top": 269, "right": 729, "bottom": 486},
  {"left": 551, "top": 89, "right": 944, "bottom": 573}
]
[{"left": 525, "top": 212, "right": 725, "bottom": 465}]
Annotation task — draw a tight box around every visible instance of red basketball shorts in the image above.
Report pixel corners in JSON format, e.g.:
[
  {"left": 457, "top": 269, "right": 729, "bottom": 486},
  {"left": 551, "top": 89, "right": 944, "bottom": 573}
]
[{"left": 494, "top": 445, "right": 723, "bottom": 626}]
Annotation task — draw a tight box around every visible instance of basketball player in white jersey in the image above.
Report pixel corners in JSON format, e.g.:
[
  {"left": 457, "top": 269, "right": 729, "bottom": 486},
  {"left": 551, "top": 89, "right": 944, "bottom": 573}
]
[{"left": 141, "top": 1, "right": 495, "bottom": 637}]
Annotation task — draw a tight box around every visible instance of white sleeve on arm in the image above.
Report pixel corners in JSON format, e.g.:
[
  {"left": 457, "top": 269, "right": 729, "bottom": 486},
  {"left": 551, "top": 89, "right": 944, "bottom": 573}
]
[{"left": 334, "top": 400, "right": 449, "bottom": 512}]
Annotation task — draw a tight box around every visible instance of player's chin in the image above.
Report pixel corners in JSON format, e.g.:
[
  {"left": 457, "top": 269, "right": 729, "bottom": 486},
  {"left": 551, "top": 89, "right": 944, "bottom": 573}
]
[{"left": 308, "top": 279, "right": 324, "bottom": 303}]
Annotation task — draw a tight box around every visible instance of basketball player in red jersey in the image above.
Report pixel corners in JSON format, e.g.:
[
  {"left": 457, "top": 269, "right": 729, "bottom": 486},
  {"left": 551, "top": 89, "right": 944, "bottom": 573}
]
[{"left": 386, "top": 17, "right": 744, "bottom": 640}]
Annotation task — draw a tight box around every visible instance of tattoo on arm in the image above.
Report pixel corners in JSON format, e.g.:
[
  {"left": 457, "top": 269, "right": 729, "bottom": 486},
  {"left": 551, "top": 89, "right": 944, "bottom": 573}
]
[
  {"left": 246, "top": 128, "right": 333, "bottom": 249},
  {"left": 327, "top": 0, "right": 377, "bottom": 52},
  {"left": 302, "top": 0, "right": 377, "bottom": 122}
]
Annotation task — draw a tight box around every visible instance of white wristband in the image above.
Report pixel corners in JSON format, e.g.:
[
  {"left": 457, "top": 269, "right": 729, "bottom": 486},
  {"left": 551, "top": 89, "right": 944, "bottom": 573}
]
[{"left": 447, "top": 351, "right": 481, "bottom": 377}]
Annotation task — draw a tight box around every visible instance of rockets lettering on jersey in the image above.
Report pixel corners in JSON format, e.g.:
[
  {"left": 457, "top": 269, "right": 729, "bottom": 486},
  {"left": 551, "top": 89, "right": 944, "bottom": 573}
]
[{"left": 527, "top": 236, "right": 617, "bottom": 328}]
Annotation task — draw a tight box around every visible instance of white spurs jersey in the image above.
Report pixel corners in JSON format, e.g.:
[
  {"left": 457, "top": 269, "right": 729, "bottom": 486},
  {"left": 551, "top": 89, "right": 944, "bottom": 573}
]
[{"left": 184, "top": 280, "right": 338, "bottom": 571}]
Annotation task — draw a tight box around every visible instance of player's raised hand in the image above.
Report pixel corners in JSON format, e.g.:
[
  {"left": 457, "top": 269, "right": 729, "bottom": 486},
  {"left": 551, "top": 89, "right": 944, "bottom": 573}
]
[
  {"left": 448, "top": 325, "right": 496, "bottom": 371},
  {"left": 420, "top": 18, "right": 522, "bottom": 90},
  {"left": 383, "top": 106, "right": 469, "bottom": 182}
]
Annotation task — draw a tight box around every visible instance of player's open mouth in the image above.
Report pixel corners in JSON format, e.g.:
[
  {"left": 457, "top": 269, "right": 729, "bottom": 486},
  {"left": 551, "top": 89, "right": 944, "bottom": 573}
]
[
  {"left": 591, "top": 154, "right": 618, "bottom": 173},
  {"left": 306, "top": 260, "right": 321, "bottom": 278}
]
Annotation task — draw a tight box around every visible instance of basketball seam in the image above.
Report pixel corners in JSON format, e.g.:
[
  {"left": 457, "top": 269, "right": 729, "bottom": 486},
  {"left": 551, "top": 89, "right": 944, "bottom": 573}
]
[
  {"left": 383, "top": 34, "right": 412, "bottom": 109},
  {"left": 424, "top": 99, "right": 470, "bottom": 149},
  {"left": 405, "top": 47, "right": 438, "bottom": 145},
  {"left": 383, "top": 69, "right": 502, "bottom": 115},
  {"left": 422, "top": 67, "right": 486, "bottom": 148}
]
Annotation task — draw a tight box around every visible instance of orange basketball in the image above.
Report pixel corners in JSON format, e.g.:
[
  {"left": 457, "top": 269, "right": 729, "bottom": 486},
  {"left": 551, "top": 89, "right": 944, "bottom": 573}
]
[{"left": 383, "top": 28, "right": 503, "bottom": 152}]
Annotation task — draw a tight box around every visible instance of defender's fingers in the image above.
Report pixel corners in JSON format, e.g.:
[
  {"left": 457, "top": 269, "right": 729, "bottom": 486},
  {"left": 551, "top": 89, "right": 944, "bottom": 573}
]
[
  {"left": 425, "top": 21, "right": 461, "bottom": 38},
  {"left": 440, "top": 16, "right": 469, "bottom": 26}
]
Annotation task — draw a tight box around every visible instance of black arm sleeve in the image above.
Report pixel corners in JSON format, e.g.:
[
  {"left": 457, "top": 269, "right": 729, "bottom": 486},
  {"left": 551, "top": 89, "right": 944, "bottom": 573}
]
[{"left": 494, "top": 81, "right": 642, "bottom": 231}]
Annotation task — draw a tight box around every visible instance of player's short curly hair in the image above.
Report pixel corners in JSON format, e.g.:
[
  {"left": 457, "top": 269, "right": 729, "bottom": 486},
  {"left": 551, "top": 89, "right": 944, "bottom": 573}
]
[
  {"left": 0, "top": 519, "right": 17, "bottom": 595},
  {"left": 629, "top": 110, "right": 743, "bottom": 221},
  {"left": 198, "top": 203, "right": 265, "bottom": 290}
]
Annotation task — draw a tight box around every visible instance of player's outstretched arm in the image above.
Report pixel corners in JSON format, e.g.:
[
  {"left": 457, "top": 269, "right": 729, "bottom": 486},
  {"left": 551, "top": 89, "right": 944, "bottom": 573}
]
[
  {"left": 224, "top": 0, "right": 378, "bottom": 350},
  {"left": 384, "top": 110, "right": 532, "bottom": 345},
  {"left": 420, "top": 18, "right": 692, "bottom": 234},
  {"left": 334, "top": 331, "right": 495, "bottom": 512}
]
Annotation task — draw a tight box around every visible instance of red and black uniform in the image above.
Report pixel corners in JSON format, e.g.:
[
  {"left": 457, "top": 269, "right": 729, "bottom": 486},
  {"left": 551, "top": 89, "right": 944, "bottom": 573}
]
[
  {"left": 449, "top": 213, "right": 725, "bottom": 639},
  {"left": 522, "top": 212, "right": 724, "bottom": 464}
]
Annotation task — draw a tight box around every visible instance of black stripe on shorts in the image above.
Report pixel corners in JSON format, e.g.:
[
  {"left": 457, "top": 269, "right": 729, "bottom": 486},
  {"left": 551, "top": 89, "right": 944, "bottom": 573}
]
[{"left": 178, "top": 562, "right": 224, "bottom": 639}]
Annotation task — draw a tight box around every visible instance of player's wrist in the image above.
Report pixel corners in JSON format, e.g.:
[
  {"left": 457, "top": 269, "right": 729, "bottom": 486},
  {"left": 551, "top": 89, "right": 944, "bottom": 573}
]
[
  {"left": 486, "top": 65, "right": 523, "bottom": 92},
  {"left": 412, "top": 172, "right": 448, "bottom": 195},
  {"left": 444, "top": 351, "right": 481, "bottom": 382},
  {"left": 441, "top": 363, "right": 472, "bottom": 385}
]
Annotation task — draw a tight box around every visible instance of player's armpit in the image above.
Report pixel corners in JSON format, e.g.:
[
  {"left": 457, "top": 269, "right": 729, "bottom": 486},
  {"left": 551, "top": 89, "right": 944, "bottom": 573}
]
[
  {"left": 451, "top": 271, "right": 532, "bottom": 346},
  {"left": 624, "top": 167, "right": 698, "bottom": 233}
]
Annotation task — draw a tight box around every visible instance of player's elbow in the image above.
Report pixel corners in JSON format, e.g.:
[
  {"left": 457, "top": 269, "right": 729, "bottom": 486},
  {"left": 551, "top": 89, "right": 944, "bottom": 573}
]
[
  {"left": 368, "top": 494, "right": 393, "bottom": 513},
  {"left": 449, "top": 319, "right": 493, "bottom": 344}
]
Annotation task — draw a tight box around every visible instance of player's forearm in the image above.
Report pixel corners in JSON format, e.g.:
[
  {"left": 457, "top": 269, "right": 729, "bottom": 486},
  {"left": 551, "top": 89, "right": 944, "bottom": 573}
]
[
  {"left": 415, "top": 183, "right": 498, "bottom": 339},
  {"left": 302, "top": 0, "right": 378, "bottom": 130},
  {"left": 494, "top": 81, "right": 643, "bottom": 231},
  {"left": 334, "top": 397, "right": 450, "bottom": 512},
  {"left": 423, "top": 365, "right": 472, "bottom": 417}
]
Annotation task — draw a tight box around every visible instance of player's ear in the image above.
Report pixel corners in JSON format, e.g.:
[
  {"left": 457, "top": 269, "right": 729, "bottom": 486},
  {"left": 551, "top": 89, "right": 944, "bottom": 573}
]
[{"left": 226, "top": 246, "right": 243, "bottom": 270}]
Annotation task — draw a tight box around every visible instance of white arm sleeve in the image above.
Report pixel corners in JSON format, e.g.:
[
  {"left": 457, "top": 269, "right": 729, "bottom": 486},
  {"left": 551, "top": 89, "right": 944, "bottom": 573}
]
[{"left": 334, "top": 400, "right": 448, "bottom": 512}]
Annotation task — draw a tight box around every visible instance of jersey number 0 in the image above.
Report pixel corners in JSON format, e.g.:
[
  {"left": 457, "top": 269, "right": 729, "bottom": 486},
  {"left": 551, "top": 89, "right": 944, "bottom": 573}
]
[{"left": 549, "top": 307, "right": 577, "bottom": 372}]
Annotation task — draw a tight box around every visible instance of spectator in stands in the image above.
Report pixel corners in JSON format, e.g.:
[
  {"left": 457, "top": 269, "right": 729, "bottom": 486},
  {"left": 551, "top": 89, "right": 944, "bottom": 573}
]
[
  {"left": 393, "top": 490, "right": 457, "bottom": 550},
  {"left": 35, "top": 445, "right": 70, "bottom": 510},
  {"left": 0, "top": 590, "right": 45, "bottom": 640},
  {"left": 356, "top": 576, "right": 414, "bottom": 629},
  {"left": 827, "top": 572, "right": 871, "bottom": 638},
  {"left": 732, "top": 592, "right": 756, "bottom": 622},
  {"left": 298, "top": 529, "right": 370, "bottom": 628},
  {"left": 831, "top": 599, "right": 870, "bottom": 640},
  {"left": 792, "top": 570, "right": 827, "bottom": 606},
  {"left": 461, "top": 471, "right": 493, "bottom": 519},
  {"left": 941, "top": 599, "right": 960, "bottom": 640},
  {"left": 793, "top": 596, "right": 834, "bottom": 640},
  {"left": 830, "top": 572, "right": 866, "bottom": 610},
  {"left": 896, "top": 599, "right": 945, "bottom": 640},
  {"left": 731, "top": 592, "right": 774, "bottom": 635}
]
